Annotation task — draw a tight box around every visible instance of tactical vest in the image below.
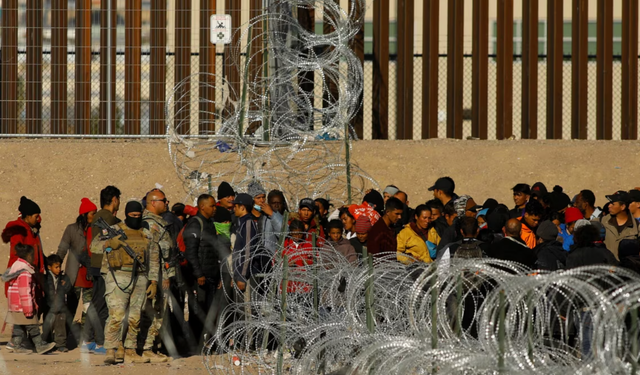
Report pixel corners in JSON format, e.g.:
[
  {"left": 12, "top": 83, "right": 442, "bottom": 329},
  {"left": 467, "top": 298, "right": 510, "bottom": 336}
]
[{"left": 106, "top": 223, "right": 147, "bottom": 272}]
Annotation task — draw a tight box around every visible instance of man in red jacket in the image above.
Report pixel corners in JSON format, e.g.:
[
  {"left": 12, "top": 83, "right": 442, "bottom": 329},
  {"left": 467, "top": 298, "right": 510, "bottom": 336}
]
[{"left": 2, "top": 196, "right": 45, "bottom": 298}]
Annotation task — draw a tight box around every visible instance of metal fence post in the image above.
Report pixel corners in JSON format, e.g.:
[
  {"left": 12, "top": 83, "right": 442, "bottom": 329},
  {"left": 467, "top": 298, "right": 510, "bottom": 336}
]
[
  {"left": 521, "top": 0, "right": 538, "bottom": 139},
  {"left": 422, "top": 0, "right": 440, "bottom": 140},
  {"left": 472, "top": 0, "right": 488, "bottom": 139},
  {"left": 447, "top": 0, "right": 464, "bottom": 139},
  {"left": 372, "top": 0, "right": 389, "bottom": 139},
  {"left": 622, "top": 0, "right": 639, "bottom": 140},
  {"left": 572, "top": 0, "right": 589, "bottom": 140},
  {"left": 496, "top": 0, "right": 513, "bottom": 140},
  {"left": 125, "top": 0, "right": 142, "bottom": 135},
  {"left": 397, "top": 0, "right": 414, "bottom": 140},
  {"left": 26, "top": 0, "right": 43, "bottom": 135},
  {"left": 546, "top": 0, "right": 564, "bottom": 140},
  {"left": 596, "top": 0, "right": 613, "bottom": 140},
  {"left": 51, "top": 0, "right": 68, "bottom": 135}
]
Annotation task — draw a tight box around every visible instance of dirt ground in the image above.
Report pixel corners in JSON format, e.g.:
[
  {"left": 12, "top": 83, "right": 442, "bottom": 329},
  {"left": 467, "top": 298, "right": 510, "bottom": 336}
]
[{"left": 0, "top": 138, "right": 639, "bottom": 373}]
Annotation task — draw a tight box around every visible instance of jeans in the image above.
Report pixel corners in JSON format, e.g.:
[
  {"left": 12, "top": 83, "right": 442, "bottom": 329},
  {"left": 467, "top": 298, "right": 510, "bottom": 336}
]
[{"left": 86, "top": 275, "right": 107, "bottom": 345}]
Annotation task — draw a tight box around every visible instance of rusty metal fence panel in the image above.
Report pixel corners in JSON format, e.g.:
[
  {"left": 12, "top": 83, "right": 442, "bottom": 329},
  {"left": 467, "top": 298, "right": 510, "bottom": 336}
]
[{"left": 0, "top": 0, "right": 638, "bottom": 140}]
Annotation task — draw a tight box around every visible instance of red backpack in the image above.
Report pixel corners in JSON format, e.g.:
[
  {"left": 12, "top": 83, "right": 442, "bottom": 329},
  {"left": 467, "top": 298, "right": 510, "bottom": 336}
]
[{"left": 176, "top": 216, "right": 203, "bottom": 266}]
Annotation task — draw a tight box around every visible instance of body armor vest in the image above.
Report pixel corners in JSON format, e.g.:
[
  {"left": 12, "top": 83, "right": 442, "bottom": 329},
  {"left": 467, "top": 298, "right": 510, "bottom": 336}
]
[{"left": 106, "top": 223, "right": 148, "bottom": 271}]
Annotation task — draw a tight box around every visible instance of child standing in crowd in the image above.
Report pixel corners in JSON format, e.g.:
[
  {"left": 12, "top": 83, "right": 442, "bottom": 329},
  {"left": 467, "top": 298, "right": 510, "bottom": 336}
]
[
  {"left": 323, "top": 220, "right": 357, "bottom": 265},
  {"left": 43, "top": 254, "right": 73, "bottom": 352},
  {"left": 1, "top": 244, "right": 56, "bottom": 354}
]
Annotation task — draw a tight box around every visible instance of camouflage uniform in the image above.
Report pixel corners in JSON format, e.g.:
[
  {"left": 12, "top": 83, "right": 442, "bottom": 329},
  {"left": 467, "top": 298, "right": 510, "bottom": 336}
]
[
  {"left": 91, "top": 221, "right": 159, "bottom": 350},
  {"left": 142, "top": 210, "right": 174, "bottom": 351}
]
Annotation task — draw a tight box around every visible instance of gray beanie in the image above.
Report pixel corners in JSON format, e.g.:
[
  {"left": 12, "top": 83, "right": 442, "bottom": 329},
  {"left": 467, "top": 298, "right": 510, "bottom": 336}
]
[
  {"left": 247, "top": 180, "right": 266, "bottom": 198},
  {"left": 383, "top": 185, "right": 399, "bottom": 196},
  {"left": 536, "top": 220, "right": 559, "bottom": 242}
]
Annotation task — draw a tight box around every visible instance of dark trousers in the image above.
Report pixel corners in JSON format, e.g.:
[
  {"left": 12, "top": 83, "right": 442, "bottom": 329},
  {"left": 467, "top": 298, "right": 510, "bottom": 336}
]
[
  {"left": 187, "top": 274, "right": 230, "bottom": 352},
  {"left": 12, "top": 324, "right": 40, "bottom": 341},
  {"left": 42, "top": 312, "right": 66, "bottom": 348},
  {"left": 86, "top": 275, "right": 107, "bottom": 345}
]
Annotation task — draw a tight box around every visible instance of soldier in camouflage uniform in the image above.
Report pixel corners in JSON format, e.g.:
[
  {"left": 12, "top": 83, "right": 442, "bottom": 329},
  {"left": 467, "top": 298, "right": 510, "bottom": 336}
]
[
  {"left": 90, "top": 200, "right": 159, "bottom": 365},
  {"left": 140, "top": 189, "right": 174, "bottom": 362}
]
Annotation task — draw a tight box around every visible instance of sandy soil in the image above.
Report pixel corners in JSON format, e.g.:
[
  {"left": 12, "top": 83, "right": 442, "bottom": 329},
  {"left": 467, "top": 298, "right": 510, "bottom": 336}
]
[{"left": 0, "top": 138, "right": 639, "bottom": 373}]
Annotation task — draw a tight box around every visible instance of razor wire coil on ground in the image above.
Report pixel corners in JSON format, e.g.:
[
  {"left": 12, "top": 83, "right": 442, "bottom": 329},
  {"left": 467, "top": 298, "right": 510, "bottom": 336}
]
[{"left": 201, "top": 231, "right": 640, "bottom": 375}]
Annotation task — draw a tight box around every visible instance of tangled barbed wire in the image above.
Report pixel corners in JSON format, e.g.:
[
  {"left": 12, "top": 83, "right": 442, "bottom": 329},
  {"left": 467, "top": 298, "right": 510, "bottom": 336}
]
[
  {"left": 166, "top": 0, "right": 375, "bottom": 206},
  {"left": 202, "top": 229, "right": 640, "bottom": 374}
]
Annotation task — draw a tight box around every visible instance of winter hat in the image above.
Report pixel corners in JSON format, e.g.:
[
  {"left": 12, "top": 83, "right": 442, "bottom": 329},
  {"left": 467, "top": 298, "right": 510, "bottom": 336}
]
[
  {"left": 213, "top": 206, "right": 232, "bottom": 223},
  {"left": 531, "top": 182, "right": 548, "bottom": 195},
  {"left": 564, "top": 207, "right": 583, "bottom": 224},
  {"left": 573, "top": 219, "right": 591, "bottom": 231},
  {"left": 18, "top": 196, "right": 41, "bottom": 216},
  {"left": 247, "top": 180, "right": 266, "bottom": 198},
  {"left": 354, "top": 215, "right": 372, "bottom": 234},
  {"left": 383, "top": 185, "right": 399, "bottom": 197},
  {"left": 217, "top": 181, "right": 235, "bottom": 200},
  {"left": 548, "top": 186, "right": 571, "bottom": 213},
  {"left": 79, "top": 198, "right": 98, "bottom": 215},
  {"left": 536, "top": 220, "right": 559, "bottom": 241}
]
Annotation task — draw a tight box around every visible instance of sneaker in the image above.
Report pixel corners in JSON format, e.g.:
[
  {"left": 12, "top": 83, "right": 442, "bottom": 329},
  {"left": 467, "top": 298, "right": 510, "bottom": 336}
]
[
  {"left": 57, "top": 347, "right": 69, "bottom": 353},
  {"left": 93, "top": 345, "right": 107, "bottom": 355},
  {"left": 80, "top": 342, "right": 96, "bottom": 353},
  {"left": 5, "top": 342, "right": 15, "bottom": 353}
]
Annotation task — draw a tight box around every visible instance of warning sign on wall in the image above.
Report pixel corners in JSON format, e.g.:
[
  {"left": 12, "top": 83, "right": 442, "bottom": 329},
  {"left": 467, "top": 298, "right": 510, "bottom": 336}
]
[{"left": 210, "top": 15, "right": 232, "bottom": 45}]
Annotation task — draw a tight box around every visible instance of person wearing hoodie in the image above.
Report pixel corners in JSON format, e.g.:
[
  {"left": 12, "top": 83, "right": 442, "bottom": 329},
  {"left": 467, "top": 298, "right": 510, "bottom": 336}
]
[
  {"left": 397, "top": 205, "right": 434, "bottom": 264},
  {"left": 1, "top": 244, "right": 56, "bottom": 354},
  {"left": 322, "top": 220, "right": 357, "bottom": 265},
  {"left": 42, "top": 254, "right": 73, "bottom": 352},
  {"left": 2, "top": 196, "right": 46, "bottom": 300},
  {"left": 363, "top": 190, "right": 385, "bottom": 217},
  {"left": 249, "top": 182, "right": 284, "bottom": 259},
  {"left": 56, "top": 197, "right": 97, "bottom": 348},
  {"left": 557, "top": 207, "right": 584, "bottom": 251},
  {"left": 533, "top": 220, "right": 566, "bottom": 271},
  {"left": 382, "top": 185, "right": 399, "bottom": 204},
  {"left": 566, "top": 223, "right": 618, "bottom": 268}
]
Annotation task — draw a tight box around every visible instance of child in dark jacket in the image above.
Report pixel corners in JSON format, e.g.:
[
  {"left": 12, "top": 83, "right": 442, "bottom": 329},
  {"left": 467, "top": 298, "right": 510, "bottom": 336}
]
[
  {"left": 42, "top": 254, "right": 73, "bottom": 352},
  {"left": 1, "top": 244, "right": 56, "bottom": 354},
  {"left": 323, "top": 220, "right": 358, "bottom": 265}
]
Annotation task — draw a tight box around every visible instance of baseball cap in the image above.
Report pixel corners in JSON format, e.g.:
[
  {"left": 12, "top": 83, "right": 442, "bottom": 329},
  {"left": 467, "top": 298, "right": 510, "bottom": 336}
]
[
  {"left": 628, "top": 189, "right": 640, "bottom": 203},
  {"left": 428, "top": 177, "right": 455, "bottom": 192},
  {"left": 232, "top": 193, "right": 253, "bottom": 206},
  {"left": 606, "top": 191, "right": 630, "bottom": 205},
  {"left": 299, "top": 198, "right": 315, "bottom": 211}
]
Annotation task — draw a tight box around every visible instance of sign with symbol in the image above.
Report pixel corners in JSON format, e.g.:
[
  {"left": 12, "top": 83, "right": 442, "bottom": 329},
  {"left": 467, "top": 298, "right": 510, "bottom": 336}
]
[{"left": 210, "top": 15, "right": 232, "bottom": 45}]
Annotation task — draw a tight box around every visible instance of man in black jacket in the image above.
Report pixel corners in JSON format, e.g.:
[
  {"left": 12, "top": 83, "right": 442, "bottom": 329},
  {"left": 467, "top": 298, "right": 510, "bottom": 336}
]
[
  {"left": 533, "top": 220, "right": 566, "bottom": 271},
  {"left": 183, "top": 194, "right": 231, "bottom": 351},
  {"left": 488, "top": 219, "right": 537, "bottom": 269}
]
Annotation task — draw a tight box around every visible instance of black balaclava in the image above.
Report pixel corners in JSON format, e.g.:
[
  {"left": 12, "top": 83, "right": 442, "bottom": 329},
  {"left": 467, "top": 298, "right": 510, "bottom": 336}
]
[{"left": 125, "top": 201, "right": 143, "bottom": 230}]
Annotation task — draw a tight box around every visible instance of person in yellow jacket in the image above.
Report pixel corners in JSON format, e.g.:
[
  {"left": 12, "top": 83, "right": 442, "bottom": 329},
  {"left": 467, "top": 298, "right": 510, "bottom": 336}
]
[{"left": 397, "top": 205, "right": 435, "bottom": 264}]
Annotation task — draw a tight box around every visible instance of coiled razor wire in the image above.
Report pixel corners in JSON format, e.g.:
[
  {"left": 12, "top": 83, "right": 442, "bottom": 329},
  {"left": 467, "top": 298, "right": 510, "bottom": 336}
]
[
  {"left": 201, "top": 231, "right": 640, "bottom": 375},
  {"left": 166, "top": 0, "right": 377, "bottom": 206}
]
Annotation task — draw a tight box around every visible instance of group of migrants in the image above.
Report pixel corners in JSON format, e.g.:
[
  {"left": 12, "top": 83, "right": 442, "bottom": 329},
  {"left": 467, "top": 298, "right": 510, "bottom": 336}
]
[{"left": 2, "top": 177, "right": 640, "bottom": 363}]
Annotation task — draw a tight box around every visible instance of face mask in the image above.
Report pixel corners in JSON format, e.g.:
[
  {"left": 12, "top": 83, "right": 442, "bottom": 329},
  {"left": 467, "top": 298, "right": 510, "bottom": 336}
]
[
  {"left": 125, "top": 215, "right": 143, "bottom": 230},
  {"left": 254, "top": 204, "right": 262, "bottom": 212}
]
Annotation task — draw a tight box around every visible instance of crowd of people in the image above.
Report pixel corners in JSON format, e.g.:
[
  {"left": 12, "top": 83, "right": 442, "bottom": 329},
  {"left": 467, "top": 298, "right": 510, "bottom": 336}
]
[{"left": 2, "top": 177, "right": 640, "bottom": 363}]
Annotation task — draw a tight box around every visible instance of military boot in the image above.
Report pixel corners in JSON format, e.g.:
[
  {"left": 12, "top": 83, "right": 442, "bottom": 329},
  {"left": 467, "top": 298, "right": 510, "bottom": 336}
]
[
  {"left": 142, "top": 350, "right": 169, "bottom": 363},
  {"left": 32, "top": 335, "right": 56, "bottom": 354},
  {"left": 124, "top": 348, "right": 150, "bottom": 363},
  {"left": 104, "top": 349, "right": 116, "bottom": 365},
  {"left": 115, "top": 345, "right": 125, "bottom": 363}
]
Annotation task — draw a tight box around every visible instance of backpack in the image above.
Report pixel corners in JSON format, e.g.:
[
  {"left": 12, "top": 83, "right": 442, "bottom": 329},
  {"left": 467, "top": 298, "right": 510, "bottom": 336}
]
[
  {"left": 454, "top": 240, "right": 484, "bottom": 259},
  {"left": 176, "top": 216, "right": 204, "bottom": 266}
]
